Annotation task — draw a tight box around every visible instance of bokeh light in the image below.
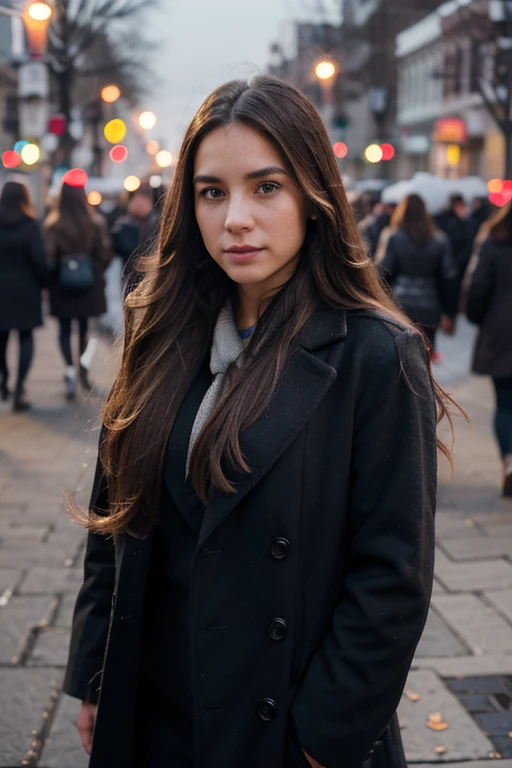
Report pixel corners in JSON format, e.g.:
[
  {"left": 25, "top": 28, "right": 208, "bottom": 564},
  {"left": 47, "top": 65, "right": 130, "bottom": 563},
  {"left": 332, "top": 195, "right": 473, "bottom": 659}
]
[
  {"left": 41, "top": 133, "right": 59, "bottom": 152},
  {"left": 62, "top": 168, "right": 88, "bottom": 187},
  {"left": 446, "top": 144, "right": 461, "bottom": 166},
  {"left": 27, "top": 1, "right": 52, "bottom": 21},
  {"left": 149, "top": 174, "right": 163, "bottom": 188},
  {"left": 333, "top": 142, "right": 348, "bottom": 159},
  {"left": 14, "top": 140, "right": 29, "bottom": 154},
  {"left": 124, "top": 175, "right": 141, "bottom": 192},
  {"left": 109, "top": 145, "right": 128, "bottom": 163},
  {"left": 101, "top": 85, "right": 121, "bottom": 104},
  {"left": 146, "top": 140, "right": 160, "bottom": 156},
  {"left": 488, "top": 179, "right": 503, "bottom": 194},
  {"left": 21, "top": 143, "right": 40, "bottom": 166},
  {"left": 155, "top": 150, "right": 173, "bottom": 168},
  {"left": 104, "top": 119, "right": 127, "bottom": 144},
  {"left": 315, "top": 61, "right": 336, "bottom": 80},
  {"left": 365, "top": 144, "right": 383, "bottom": 163},
  {"left": 87, "top": 191, "right": 103, "bottom": 206},
  {"left": 139, "top": 111, "right": 157, "bottom": 130},
  {"left": 380, "top": 143, "right": 395, "bottom": 161},
  {"left": 2, "top": 151, "right": 22, "bottom": 169}
]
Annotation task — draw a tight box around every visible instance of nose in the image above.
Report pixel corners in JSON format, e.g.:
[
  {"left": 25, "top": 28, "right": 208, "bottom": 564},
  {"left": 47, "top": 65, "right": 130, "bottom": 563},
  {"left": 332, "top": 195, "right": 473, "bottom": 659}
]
[{"left": 224, "top": 194, "right": 254, "bottom": 234}]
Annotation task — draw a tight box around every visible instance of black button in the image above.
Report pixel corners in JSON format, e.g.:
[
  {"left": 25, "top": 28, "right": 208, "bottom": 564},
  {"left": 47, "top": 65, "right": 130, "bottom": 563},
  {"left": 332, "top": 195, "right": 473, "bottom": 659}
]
[
  {"left": 268, "top": 618, "right": 287, "bottom": 641},
  {"left": 256, "top": 698, "right": 277, "bottom": 722},
  {"left": 270, "top": 538, "right": 290, "bottom": 560}
]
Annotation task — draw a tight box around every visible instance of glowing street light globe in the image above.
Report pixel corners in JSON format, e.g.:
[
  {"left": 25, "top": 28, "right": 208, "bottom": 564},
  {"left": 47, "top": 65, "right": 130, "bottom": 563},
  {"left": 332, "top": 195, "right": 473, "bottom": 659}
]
[
  {"left": 364, "top": 144, "right": 384, "bottom": 164},
  {"left": 2, "top": 151, "right": 22, "bottom": 169},
  {"left": 87, "top": 191, "right": 103, "bottom": 206},
  {"left": 21, "top": 143, "right": 40, "bottom": 166},
  {"left": 104, "top": 119, "right": 127, "bottom": 144},
  {"left": 27, "top": 1, "right": 52, "bottom": 21},
  {"left": 101, "top": 85, "right": 121, "bottom": 104},
  {"left": 155, "top": 150, "right": 173, "bottom": 168},
  {"left": 124, "top": 176, "right": 141, "bottom": 192},
  {"left": 146, "top": 140, "right": 160, "bottom": 156},
  {"left": 315, "top": 60, "right": 336, "bottom": 80},
  {"left": 139, "top": 111, "right": 157, "bottom": 130}
]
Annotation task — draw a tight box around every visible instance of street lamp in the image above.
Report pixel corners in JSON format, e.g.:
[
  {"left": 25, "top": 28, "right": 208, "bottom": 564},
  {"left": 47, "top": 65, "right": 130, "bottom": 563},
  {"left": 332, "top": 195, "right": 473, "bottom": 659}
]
[
  {"left": 315, "top": 60, "right": 336, "bottom": 81},
  {"left": 139, "top": 111, "right": 157, "bottom": 130},
  {"left": 101, "top": 85, "right": 121, "bottom": 104},
  {"left": 155, "top": 149, "right": 173, "bottom": 168},
  {"left": 22, "top": 0, "right": 52, "bottom": 57},
  {"left": 27, "top": 1, "right": 52, "bottom": 21}
]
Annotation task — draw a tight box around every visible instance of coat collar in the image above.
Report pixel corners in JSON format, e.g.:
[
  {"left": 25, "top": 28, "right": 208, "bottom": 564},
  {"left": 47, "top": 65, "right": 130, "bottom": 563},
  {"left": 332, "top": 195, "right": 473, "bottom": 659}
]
[{"left": 197, "top": 308, "right": 347, "bottom": 549}]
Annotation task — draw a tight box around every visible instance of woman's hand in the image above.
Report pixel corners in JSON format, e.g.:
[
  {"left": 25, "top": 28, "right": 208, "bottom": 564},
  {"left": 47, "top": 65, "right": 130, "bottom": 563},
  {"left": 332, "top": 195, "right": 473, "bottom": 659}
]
[
  {"left": 303, "top": 749, "right": 326, "bottom": 768},
  {"left": 77, "top": 701, "right": 98, "bottom": 754}
]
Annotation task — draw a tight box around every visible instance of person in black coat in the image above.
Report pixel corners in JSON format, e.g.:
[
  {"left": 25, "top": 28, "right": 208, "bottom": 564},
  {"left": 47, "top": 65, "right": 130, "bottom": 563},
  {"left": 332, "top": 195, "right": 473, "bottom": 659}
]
[
  {"left": 466, "top": 202, "right": 512, "bottom": 497},
  {"left": 434, "top": 193, "right": 473, "bottom": 291},
  {"left": 44, "top": 183, "right": 112, "bottom": 399},
  {"left": 380, "top": 194, "right": 458, "bottom": 357},
  {"left": 0, "top": 181, "right": 48, "bottom": 411},
  {"left": 110, "top": 184, "right": 160, "bottom": 281},
  {"left": 64, "top": 76, "right": 447, "bottom": 768}
]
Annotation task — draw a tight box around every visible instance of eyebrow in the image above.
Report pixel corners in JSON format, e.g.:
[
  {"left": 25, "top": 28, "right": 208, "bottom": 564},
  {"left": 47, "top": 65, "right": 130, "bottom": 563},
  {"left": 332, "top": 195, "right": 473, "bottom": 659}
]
[{"left": 193, "top": 166, "right": 288, "bottom": 185}]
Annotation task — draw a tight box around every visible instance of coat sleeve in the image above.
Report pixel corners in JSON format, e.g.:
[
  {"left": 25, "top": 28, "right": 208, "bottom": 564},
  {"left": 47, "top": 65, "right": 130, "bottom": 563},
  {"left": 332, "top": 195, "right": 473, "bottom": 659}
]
[
  {"left": 465, "top": 241, "right": 494, "bottom": 325},
  {"left": 291, "top": 329, "right": 436, "bottom": 768},
  {"left": 25, "top": 221, "right": 50, "bottom": 286},
  {"left": 63, "top": 434, "right": 116, "bottom": 705},
  {"left": 435, "top": 237, "right": 459, "bottom": 317},
  {"left": 378, "top": 235, "right": 399, "bottom": 284}
]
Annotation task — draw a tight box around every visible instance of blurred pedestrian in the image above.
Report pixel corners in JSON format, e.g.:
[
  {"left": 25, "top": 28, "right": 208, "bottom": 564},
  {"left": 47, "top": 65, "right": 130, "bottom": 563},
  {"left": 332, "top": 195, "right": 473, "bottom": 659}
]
[
  {"left": 0, "top": 182, "right": 48, "bottom": 412},
  {"left": 110, "top": 183, "right": 159, "bottom": 281},
  {"left": 465, "top": 202, "right": 512, "bottom": 497},
  {"left": 44, "top": 182, "right": 112, "bottom": 400},
  {"left": 468, "top": 196, "right": 492, "bottom": 243},
  {"left": 65, "top": 76, "right": 446, "bottom": 768},
  {"left": 434, "top": 193, "right": 473, "bottom": 288},
  {"left": 380, "top": 194, "right": 459, "bottom": 359}
]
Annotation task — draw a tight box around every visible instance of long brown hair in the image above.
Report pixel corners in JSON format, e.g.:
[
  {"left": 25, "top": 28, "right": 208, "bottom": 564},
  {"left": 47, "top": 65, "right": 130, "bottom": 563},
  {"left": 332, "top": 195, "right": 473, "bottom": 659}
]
[
  {"left": 45, "top": 182, "right": 96, "bottom": 247},
  {"left": 391, "top": 193, "right": 435, "bottom": 247},
  {"left": 0, "top": 181, "right": 36, "bottom": 225},
  {"left": 79, "top": 76, "right": 456, "bottom": 536}
]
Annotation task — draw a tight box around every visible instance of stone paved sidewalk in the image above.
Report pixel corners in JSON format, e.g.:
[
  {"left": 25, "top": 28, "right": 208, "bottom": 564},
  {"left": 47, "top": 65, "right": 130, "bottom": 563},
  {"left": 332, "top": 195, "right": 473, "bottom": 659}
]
[{"left": 0, "top": 316, "right": 511, "bottom": 767}]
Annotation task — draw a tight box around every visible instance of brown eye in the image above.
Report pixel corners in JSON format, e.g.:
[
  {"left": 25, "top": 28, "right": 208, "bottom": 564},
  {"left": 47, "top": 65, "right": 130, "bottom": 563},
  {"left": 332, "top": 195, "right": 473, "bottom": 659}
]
[
  {"left": 258, "top": 182, "right": 280, "bottom": 194},
  {"left": 202, "top": 187, "right": 224, "bottom": 199}
]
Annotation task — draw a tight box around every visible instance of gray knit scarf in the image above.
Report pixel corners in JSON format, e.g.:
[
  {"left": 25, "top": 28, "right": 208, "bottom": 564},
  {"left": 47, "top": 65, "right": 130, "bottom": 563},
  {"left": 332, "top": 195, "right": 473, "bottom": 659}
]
[{"left": 185, "top": 302, "right": 245, "bottom": 477}]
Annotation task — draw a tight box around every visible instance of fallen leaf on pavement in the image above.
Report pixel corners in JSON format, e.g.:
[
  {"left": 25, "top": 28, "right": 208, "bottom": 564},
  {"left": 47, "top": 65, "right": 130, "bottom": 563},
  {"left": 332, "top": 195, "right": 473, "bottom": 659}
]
[
  {"left": 404, "top": 691, "right": 420, "bottom": 702},
  {"left": 428, "top": 713, "right": 443, "bottom": 724},
  {"left": 427, "top": 722, "right": 449, "bottom": 731},
  {"left": 489, "top": 753, "right": 502, "bottom": 759},
  {"left": 434, "top": 746, "right": 447, "bottom": 755}
]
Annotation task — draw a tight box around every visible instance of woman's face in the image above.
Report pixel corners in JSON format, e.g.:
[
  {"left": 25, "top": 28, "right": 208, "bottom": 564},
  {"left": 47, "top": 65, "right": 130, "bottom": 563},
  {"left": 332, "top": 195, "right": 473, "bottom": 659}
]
[{"left": 193, "top": 123, "right": 310, "bottom": 293}]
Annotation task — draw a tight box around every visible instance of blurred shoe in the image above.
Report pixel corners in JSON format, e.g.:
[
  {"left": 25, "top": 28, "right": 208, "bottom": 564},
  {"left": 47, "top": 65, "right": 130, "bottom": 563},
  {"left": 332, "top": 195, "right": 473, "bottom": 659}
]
[
  {"left": 504, "top": 455, "right": 512, "bottom": 498},
  {"left": 0, "top": 377, "right": 9, "bottom": 401},
  {"left": 64, "top": 373, "right": 77, "bottom": 401},
  {"left": 79, "top": 364, "right": 93, "bottom": 392},
  {"left": 13, "top": 386, "right": 30, "bottom": 412}
]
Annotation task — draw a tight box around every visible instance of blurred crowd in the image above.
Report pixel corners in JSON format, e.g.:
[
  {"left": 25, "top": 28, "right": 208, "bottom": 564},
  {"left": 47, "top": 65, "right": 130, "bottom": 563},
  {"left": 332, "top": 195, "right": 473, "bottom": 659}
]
[{"left": 0, "top": 175, "right": 511, "bottom": 496}]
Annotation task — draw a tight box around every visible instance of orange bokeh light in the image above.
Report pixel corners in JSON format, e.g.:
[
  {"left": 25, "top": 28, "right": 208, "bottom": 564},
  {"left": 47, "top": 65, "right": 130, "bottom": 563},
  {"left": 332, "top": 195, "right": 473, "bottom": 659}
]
[
  {"left": 333, "top": 142, "right": 348, "bottom": 159},
  {"left": 487, "top": 179, "right": 503, "bottom": 194}
]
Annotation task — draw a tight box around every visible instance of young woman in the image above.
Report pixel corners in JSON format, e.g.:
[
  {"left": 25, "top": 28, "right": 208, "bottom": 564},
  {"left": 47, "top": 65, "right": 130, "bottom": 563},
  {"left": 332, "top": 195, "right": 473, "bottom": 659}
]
[
  {"left": 64, "top": 77, "right": 449, "bottom": 768},
  {"left": 380, "top": 194, "right": 459, "bottom": 358},
  {"left": 44, "top": 182, "right": 112, "bottom": 399},
  {"left": 0, "top": 181, "right": 48, "bottom": 411},
  {"left": 466, "top": 202, "right": 512, "bottom": 497}
]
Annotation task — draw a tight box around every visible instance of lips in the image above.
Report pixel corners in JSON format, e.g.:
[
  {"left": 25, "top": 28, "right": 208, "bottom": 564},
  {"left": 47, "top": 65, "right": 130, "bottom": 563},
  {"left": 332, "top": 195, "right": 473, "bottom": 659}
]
[{"left": 225, "top": 246, "right": 263, "bottom": 263}]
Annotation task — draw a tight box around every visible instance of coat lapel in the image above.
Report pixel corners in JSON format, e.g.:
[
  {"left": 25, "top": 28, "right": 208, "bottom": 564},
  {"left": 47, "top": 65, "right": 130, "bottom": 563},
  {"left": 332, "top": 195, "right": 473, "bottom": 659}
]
[{"left": 198, "top": 309, "right": 347, "bottom": 548}]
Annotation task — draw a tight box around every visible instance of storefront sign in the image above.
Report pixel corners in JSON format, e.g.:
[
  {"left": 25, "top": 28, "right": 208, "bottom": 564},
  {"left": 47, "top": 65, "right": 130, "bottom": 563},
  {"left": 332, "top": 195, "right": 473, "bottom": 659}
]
[{"left": 432, "top": 118, "right": 467, "bottom": 143}]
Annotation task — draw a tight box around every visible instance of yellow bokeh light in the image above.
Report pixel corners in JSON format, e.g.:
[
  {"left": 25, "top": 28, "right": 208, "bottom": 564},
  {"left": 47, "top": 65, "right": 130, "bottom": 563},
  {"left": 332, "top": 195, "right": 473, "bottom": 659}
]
[
  {"left": 104, "top": 119, "right": 127, "bottom": 144},
  {"left": 146, "top": 140, "right": 160, "bottom": 156},
  {"left": 124, "top": 176, "right": 141, "bottom": 192},
  {"left": 27, "top": 1, "right": 52, "bottom": 21},
  {"left": 87, "top": 191, "right": 103, "bottom": 206},
  {"left": 487, "top": 178, "right": 503, "bottom": 194},
  {"left": 446, "top": 144, "right": 461, "bottom": 166},
  {"left": 364, "top": 144, "right": 383, "bottom": 164},
  {"left": 139, "top": 111, "right": 157, "bottom": 130},
  {"left": 315, "top": 61, "right": 336, "bottom": 80},
  {"left": 101, "top": 85, "right": 121, "bottom": 104},
  {"left": 21, "top": 143, "right": 40, "bottom": 166},
  {"left": 155, "top": 150, "right": 173, "bottom": 168}
]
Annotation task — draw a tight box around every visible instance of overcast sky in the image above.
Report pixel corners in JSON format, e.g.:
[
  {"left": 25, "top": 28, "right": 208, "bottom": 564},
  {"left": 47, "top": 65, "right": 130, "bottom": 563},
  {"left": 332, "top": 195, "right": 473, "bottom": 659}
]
[{"left": 143, "top": 0, "right": 340, "bottom": 156}]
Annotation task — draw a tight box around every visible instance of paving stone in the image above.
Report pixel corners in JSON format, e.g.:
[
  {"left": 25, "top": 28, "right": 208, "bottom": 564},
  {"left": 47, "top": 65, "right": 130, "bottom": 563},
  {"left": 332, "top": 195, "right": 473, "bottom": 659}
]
[
  {"left": 412, "top": 655, "right": 512, "bottom": 676},
  {"left": 0, "top": 539, "right": 79, "bottom": 569},
  {"left": 0, "top": 596, "right": 55, "bottom": 664},
  {"left": 398, "top": 669, "right": 494, "bottom": 761},
  {"left": 0, "top": 568, "right": 23, "bottom": 593},
  {"left": 415, "top": 608, "right": 467, "bottom": 658},
  {"left": 41, "top": 694, "right": 89, "bottom": 768},
  {"left": 432, "top": 594, "right": 512, "bottom": 655},
  {"left": 29, "top": 627, "right": 71, "bottom": 667},
  {"left": 432, "top": 578, "right": 447, "bottom": 595},
  {"left": 435, "top": 512, "right": 484, "bottom": 539},
  {"left": 54, "top": 593, "right": 78, "bottom": 628},
  {"left": 479, "top": 522, "right": 512, "bottom": 537},
  {"left": 485, "top": 590, "right": 512, "bottom": 624},
  {"left": 18, "top": 567, "right": 84, "bottom": 595},
  {"left": 0, "top": 522, "right": 50, "bottom": 540},
  {"left": 434, "top": 548, "right": 512, "bottom": 592},
  {"left": 0, "top": 668, "right": 62, "bottom": 765},
  {"left": 441, "top": 537, "right": 512, "bottom": 561}
]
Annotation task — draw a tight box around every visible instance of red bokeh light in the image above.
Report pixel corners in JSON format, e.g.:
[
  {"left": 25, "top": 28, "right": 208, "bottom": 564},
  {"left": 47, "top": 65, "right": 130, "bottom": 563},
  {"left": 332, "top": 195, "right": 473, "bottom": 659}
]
[
  {"left": 62, "top": 168, "right": 88, "bottom": 188},
  {"left": 48, "top": 114, "right": 66, "bottom": 136},
  {"left": 502, "top": 180, "right": 512, "bottom": 193},
  {"left": 2, "top": 150, "right": 22, "bottom": 169},
  {"left": 333, "top": 142, "right": 348, "bottom": 159},
  {"left": 489, "top": 192, "right": 507, "bottom": 207},
  {"left": 109, "top": 145, "right": 128, "bottom": 164},
  {"left": 380, "top": 143, "right": 395, "bottom": 161}
]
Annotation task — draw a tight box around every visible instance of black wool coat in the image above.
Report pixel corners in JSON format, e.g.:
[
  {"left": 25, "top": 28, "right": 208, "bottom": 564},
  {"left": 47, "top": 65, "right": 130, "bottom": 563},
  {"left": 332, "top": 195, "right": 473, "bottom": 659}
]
[
  {"left": 0, "top": 217, "right": 48, "bottom": 331},
  {"left": 466, "top": 237, "right": 512, "bottom": 378},
  {"left": 64, "top": 309, "right": 437, "bottom": 768}
]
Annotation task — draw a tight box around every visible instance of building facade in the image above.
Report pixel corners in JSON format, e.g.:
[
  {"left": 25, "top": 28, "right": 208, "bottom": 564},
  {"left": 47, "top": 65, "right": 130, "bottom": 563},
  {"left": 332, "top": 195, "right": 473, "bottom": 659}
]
[{"left": 396, "top": 0, "right": 504, "bottom": 180}]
